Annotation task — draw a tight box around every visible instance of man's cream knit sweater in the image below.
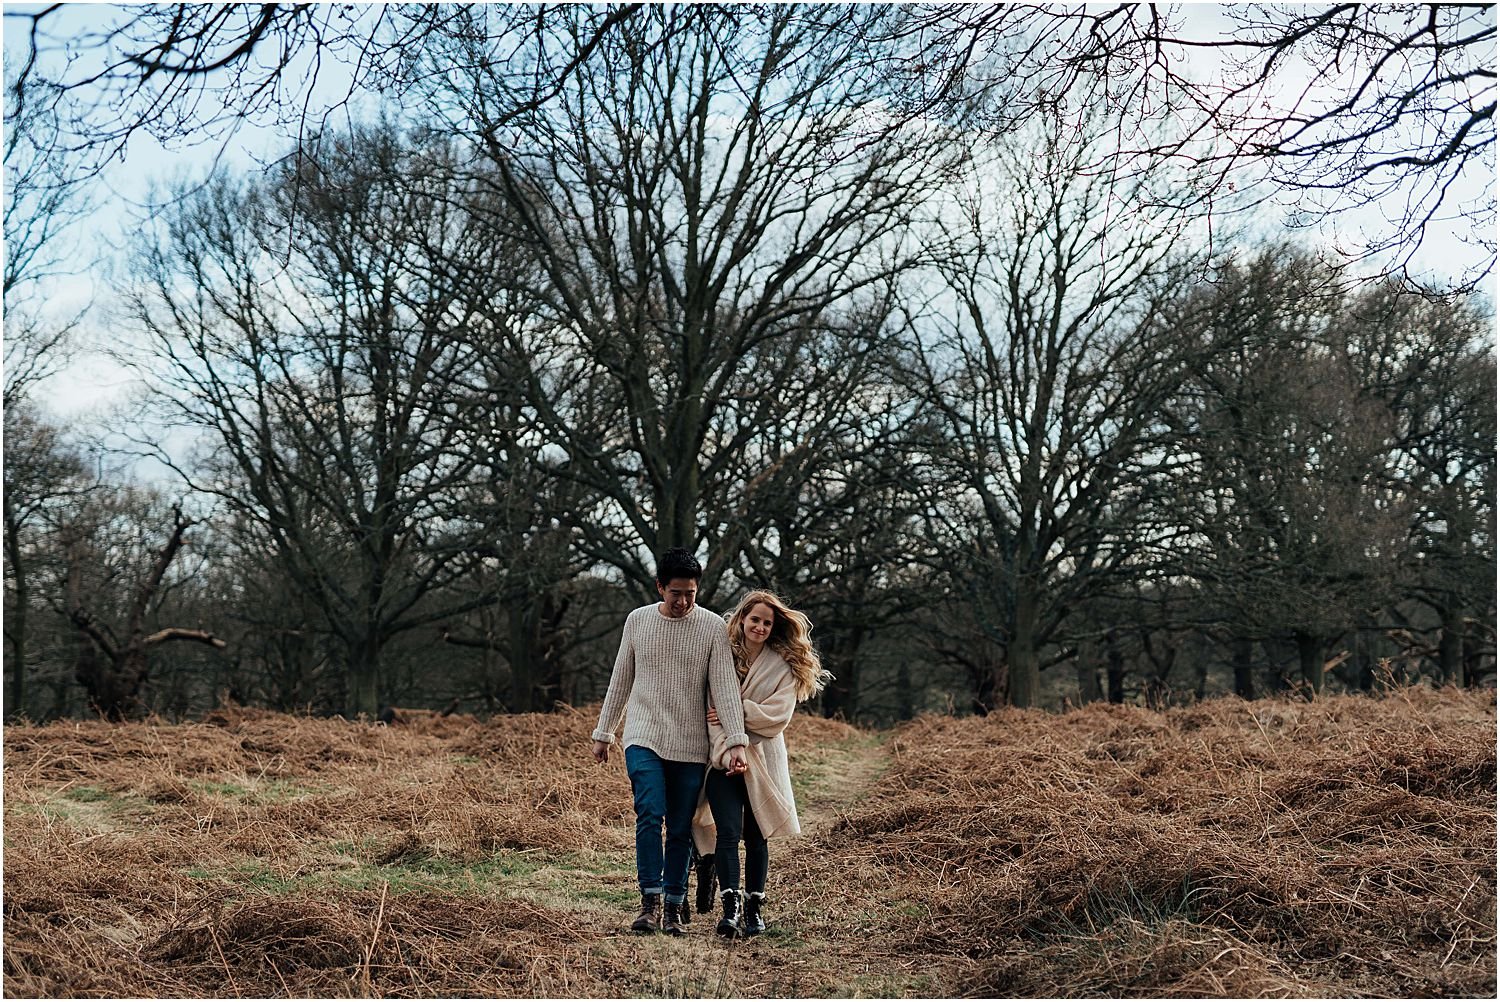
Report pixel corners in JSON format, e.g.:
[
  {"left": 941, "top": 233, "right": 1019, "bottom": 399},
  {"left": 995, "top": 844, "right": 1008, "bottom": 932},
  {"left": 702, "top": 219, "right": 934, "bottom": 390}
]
[{"left": 592, "top": 604, "right": 749, "bottom": 762}]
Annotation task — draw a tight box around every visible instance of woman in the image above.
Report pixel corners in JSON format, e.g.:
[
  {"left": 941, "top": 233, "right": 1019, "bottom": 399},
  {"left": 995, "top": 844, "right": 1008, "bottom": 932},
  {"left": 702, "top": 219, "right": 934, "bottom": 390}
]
[{"left": 692, "top": 590, "right": 832, "bottom": 938}]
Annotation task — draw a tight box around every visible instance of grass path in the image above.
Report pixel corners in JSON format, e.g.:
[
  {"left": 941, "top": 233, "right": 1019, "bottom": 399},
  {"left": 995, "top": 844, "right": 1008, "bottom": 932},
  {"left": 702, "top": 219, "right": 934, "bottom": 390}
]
[
  {"left": 521, "top": 727, "right": 905, "bottom": 999},
  {"left": 791, "top": 729, "right": 894, "bottom": 824},
  {"left": 3, "top": 715, "right": 917, "bottom": 998}
]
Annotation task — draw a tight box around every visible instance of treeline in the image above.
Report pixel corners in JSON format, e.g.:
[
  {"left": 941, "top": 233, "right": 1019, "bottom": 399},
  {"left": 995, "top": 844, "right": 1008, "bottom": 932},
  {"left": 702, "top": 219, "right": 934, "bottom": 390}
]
[{"left": 4, "top": 7, "right": 1494, "bottom": 724}]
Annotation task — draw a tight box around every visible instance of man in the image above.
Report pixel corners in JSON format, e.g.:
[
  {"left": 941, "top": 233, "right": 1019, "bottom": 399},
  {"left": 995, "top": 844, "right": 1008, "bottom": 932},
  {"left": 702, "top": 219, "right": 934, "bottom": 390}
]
[{"left": 591, "top": 547, "right": 749, "bottom": 936}]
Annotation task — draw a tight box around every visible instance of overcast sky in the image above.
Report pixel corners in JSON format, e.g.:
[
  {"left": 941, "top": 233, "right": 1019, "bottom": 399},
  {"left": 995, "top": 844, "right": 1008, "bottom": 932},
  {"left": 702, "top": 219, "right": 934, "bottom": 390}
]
[{"left": 4, "top": 2, "right": 1494, "bottom": 441}]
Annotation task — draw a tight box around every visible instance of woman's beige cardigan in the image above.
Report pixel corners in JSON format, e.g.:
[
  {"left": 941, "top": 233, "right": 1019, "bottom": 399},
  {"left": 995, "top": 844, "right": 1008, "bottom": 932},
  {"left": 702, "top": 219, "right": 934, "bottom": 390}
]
[{"left": 692, "top": 647, "right": 801, "bottom": 853}]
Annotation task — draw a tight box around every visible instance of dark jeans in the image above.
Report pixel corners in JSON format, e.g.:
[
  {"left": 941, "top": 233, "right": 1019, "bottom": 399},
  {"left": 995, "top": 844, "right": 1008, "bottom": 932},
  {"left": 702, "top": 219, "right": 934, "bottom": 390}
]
[
  {"left": 624, "top": 745, "right": 706, "bottom": 902},
  {"left": 705, "top": 767, "right": 768, "bottom": 894}
]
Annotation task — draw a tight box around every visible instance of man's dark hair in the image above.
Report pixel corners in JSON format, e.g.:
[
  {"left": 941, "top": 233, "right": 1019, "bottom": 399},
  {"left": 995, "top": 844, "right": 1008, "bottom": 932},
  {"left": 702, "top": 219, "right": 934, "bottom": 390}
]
[{"left": 656, "top": 547, "right": 703, "bottom": 586}]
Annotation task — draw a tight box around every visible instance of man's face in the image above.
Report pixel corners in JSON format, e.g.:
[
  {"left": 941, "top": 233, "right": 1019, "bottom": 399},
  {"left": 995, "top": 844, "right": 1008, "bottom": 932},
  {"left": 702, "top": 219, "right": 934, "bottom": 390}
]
[{"left": 657, "top": 577, "right": 698, "bottom": 618}]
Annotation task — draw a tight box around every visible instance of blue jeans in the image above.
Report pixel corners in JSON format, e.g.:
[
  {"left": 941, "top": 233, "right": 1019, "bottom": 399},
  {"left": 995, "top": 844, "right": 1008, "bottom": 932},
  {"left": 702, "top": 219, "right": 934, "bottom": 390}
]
[{"left": 624, "top": 745, "right": 707, "bottom": 902}]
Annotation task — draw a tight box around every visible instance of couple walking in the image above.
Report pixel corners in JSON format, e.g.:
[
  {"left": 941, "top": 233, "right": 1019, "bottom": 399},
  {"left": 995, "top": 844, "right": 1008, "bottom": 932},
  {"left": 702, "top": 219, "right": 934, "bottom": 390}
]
[{"left": 590, "top": 547, "right": 830, "bottom": 938}]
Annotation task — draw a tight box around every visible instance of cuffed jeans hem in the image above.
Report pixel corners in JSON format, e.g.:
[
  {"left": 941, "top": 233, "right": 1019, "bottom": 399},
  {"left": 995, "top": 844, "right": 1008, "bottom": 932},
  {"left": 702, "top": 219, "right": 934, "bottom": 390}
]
[
  {"left": 641, "top": 886, "right": 663, "bottom": 896},
  {"left": 665, "top": 893, "right": 686, "bottom": 904}
]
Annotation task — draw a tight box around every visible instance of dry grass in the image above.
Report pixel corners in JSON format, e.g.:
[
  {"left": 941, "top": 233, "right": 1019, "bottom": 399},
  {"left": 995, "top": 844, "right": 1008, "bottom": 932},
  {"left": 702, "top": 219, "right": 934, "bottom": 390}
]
[
  {"left": 823, "top": 685, "right": 1497, "bottom": 998},
  {"left": 3, "top": 688, "right": 1493, "bottom": 998}
]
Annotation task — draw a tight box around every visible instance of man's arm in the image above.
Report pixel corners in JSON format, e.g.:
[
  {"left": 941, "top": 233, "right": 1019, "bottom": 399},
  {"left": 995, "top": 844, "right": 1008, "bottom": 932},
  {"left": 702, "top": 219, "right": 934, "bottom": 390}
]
[
  {"left": 590, "top": 616, "right": 637, "bottom": 763},
  {"left": 706, "top": 622, "right": 749, "bottom": 753}
]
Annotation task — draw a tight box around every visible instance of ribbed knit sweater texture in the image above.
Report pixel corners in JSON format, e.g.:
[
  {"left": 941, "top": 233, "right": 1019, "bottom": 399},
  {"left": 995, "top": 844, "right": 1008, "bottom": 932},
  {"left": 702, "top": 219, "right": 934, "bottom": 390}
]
[{"left": 592, "top": 604, "right": 749, "bottom": 762}]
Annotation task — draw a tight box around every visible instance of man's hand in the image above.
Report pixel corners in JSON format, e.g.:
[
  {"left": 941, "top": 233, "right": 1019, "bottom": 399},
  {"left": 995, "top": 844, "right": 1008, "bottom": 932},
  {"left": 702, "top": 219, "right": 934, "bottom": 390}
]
[
  {"left": 726, "top": 746, "right": 748, "bottom": 775},
  {"left": 592, "top": 739, "right": 610, "bottom": 764}
]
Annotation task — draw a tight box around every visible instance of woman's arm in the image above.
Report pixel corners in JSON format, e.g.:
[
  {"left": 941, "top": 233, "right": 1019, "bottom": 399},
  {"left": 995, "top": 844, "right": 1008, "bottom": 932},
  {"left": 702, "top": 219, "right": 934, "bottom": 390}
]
[{"left": 742, "top": 672, "right": 797, "bottom": 739}]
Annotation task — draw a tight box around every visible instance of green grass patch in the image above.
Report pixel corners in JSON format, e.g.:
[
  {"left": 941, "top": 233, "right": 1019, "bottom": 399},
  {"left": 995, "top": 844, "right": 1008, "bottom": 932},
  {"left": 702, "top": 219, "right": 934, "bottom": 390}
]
[
  {"left": 187, "top": 778, "right": 326, "bottom": 803},
  {"left": 179, "top": 861, "right": 302, "bottom": 893},
  {"left": 844, "top": 970, "right": 943, "bottom": 998},
  {"left": 180, "top": 845, "right": 638, "bottom": 906},
  {"left": 65, "top": 785, "right": 113, "bottom": 803},
  {"left": 1033, "top": 875, "right": 1202, "bottom": 938},
  {"left": 14, "top": 785, "right": 158, "bottom": 831}
]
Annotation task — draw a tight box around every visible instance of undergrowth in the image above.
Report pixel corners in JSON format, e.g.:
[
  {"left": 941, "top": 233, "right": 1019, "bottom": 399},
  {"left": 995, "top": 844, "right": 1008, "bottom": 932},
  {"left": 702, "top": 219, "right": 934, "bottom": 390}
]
[{"left": 4, "top": 689, "right": 1494, "bottom": 998}]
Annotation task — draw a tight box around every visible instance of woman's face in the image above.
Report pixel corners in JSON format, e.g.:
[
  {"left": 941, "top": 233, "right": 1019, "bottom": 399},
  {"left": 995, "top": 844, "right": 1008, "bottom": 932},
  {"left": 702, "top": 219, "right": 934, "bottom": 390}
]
[{"left": 742, "top": 602, "right": 775, "bottom": 647}]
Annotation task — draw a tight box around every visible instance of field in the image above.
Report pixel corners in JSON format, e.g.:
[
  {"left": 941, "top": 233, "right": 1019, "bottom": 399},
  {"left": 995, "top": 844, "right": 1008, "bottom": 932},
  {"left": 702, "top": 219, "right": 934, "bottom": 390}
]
[{"left": 3, "top": 687, "right": 1495, "bottom": 998}]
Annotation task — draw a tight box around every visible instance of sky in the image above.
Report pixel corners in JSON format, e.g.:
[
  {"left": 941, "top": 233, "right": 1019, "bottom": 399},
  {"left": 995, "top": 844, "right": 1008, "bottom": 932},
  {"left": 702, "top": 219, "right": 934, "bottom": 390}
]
[{"left": 2, "top": 1, "right": 1495, "bottom": 453}]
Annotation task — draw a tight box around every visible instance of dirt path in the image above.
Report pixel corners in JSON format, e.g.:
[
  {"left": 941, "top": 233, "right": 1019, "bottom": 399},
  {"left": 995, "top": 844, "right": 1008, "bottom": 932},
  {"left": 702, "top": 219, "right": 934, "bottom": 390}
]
[
  {"left": 792, "top": 729, "right": 894, "bottom": 825},
  {"left": 541, "top": 727, "right": 908, "bottom": 999},
  {"left": 3, "top": 716, "right": 914, "bottom": 999}
]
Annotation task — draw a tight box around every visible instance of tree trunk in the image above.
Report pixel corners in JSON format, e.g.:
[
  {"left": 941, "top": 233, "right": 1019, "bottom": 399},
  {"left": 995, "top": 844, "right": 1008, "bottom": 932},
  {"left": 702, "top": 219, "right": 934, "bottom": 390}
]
[
  {"left": 75, "top": 645, "right": 146, "bottom": 721},
  {"left": 971, "top": 649, "right": 1001, "bottom": 716},
  {"left": 347, "top": 633, "right": 382, "bottom": 720},
  {"left": 821, "top": 627, "right": 863, "bottom": 720},
  {"left": 536, "top": 592, "right": 569, "bottom": 710},
  {"left": 1075, "top": 651, "right": 1104, "bottom": 705},
  {"left": 4, "top": 502, "right": 27, "bottom": 721},
  {"left": 1295, "top": 630, "right": 1324, "bottom": 697},
  {"left": 1007, "top": 587, "right": 1040, "bottom": 708},
  {"left": 1462, "top": 628, "right": 1483, "bottom": 689},
  {"left": 656, "top": 428, "right": 701, "bottom": 555},
  {"left": 896, "top": 657, "right": 914, "bottom": 721},
  {"left": 1105, "top": 629, "right": 1126, "bottom": 704},
  {"left": 508, "top": 601, "right": 534, "bottom": 713},
  {"left": 1231, "top": 636, "right": 1255, "bottom": 699},
  {"left": 1438, "top": 606, "right": 1463, "bottom": 687},
  {"left": 1264, "top": 639, "right": 1292, "bottom": 693}
]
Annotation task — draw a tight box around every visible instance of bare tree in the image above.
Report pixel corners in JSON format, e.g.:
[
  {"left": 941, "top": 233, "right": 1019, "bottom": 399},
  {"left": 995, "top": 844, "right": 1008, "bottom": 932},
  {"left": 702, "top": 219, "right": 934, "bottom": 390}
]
[
  {"left": 2, "top": 4, "right": 644, "bottom": 186},
  {"left": 127, "top": 126, "right": 529, "bottom": 719},
  {"left": 899, "top": 4, "right": 1496, "bottom": 290},
  {"left": 898, "top": 107, "right": 1208, "bottom": 709},
  {"left": 1337, "top": 280, "right": 1496, "bottom": 686},
  {"left": 707, "top": 327, "right": 936, "bottom": 719},
  {"left": 14, "top": 3, "right": 1486, "bottom": 287},
  {"left": 61, "top": 498, "right": 226, "bottom": 719},
  {"left": 2, "top": 403, "right": 93, "bottom": 719},
  {"left": 1159, "top": 245, "right": 1420, "bottom": 696},
  {"left": 412, "top": 4, "right": 966, "bottom": 599},
  {"left": 3, "top": 70, "right": 91, "bottom": 408}
]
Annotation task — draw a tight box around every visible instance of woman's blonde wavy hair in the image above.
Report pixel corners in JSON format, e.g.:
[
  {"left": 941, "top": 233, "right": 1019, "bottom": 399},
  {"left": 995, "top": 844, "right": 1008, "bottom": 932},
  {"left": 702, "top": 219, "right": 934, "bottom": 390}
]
[{"left": 727, "top": 590, "right": 833, "bottom": 702}]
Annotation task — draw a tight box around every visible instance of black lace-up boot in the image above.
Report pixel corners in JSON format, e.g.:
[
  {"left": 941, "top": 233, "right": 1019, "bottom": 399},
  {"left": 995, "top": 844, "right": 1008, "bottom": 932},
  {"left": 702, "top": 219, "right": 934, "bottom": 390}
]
[
  {"left": 715, "top": 888, "right": 743, "bottom": 938},
  {"left": 743, "top": 891, "right": 766, "bottom": 935}
]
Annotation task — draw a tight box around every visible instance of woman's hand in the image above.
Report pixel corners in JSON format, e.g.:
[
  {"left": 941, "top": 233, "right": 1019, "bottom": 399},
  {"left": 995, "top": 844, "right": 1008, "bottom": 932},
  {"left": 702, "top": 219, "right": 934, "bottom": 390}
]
[{"left": 707, "top": 706, "right": 720, "bottom": 726}]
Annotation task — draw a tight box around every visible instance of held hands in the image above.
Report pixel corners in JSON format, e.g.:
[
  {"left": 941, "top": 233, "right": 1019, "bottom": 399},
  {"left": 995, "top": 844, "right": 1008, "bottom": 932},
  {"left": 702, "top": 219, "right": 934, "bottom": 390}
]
[
  {"left": 707, "top": 705, "right": 748, "bottom": 775},
  {"left": 591, "top": 739, "right": 610, "bottom": 764},
  {"left": 726, "top": 746, "right": 748, "bottom": 776}
]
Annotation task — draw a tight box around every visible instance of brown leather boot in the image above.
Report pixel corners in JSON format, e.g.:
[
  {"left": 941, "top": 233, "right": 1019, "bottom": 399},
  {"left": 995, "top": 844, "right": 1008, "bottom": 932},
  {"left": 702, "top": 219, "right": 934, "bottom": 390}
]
[
  {"left": 631, "top": 893, "right": 662, "bottom": 934},
  {"left": 663, "top": 899, "right": 689, "bottom": 937}
]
